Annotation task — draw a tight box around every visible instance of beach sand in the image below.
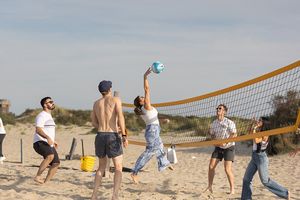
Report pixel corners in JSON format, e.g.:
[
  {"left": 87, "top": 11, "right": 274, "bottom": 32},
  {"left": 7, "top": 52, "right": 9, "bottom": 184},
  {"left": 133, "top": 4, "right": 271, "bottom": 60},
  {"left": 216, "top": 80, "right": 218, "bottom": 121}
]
[{"left": 0, "top": 123, "right": 299, "bottom": 200}]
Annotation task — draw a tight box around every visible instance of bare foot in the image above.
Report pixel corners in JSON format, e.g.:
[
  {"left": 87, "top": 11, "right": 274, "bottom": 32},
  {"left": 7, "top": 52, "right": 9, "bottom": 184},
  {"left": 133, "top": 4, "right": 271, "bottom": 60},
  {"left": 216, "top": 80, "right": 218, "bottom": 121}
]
[
  {"left": 34, "top": 176, "right": 44, "bottom": 184},
  {"left": 111, "top": 194, "right": 119, "bottom": 200},
  {"left": 91, "top": 193, "right": 97, "bottom": 200},
  {"left": 131, "top": 173, "right": 139, "bottom": 184},
  {"left": 202, "top": 186, "right": 213, "bottom": 194},
  {"left": 227, "top": 190, "right": 235, "bottom": 195},
  {"left": 168, "top": 165, "right": 174, "bottom": 171}
]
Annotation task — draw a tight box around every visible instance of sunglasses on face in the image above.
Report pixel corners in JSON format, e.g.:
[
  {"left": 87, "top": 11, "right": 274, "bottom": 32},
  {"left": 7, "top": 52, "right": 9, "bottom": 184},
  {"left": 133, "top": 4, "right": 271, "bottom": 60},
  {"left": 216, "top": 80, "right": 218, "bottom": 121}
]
[{"left": 46, "top": 101, "right": 54, "bottom": 104}]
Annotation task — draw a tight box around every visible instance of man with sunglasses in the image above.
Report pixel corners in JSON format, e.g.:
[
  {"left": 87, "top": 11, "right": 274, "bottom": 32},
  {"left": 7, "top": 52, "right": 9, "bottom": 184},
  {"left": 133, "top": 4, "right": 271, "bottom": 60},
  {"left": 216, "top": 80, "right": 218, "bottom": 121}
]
[
  {"left": 33, "top": 97, "right": 59, "bottom": 184},
  {"left": 204, "top": 104, "right": 237, "bottom": 195}
]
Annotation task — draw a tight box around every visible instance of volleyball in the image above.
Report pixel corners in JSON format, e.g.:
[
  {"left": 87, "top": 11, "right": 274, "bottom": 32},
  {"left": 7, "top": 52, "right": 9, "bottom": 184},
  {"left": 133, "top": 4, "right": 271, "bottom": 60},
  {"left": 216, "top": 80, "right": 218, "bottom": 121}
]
[{"left": 151, "top": 61, "right": 165, "bottom": 74}]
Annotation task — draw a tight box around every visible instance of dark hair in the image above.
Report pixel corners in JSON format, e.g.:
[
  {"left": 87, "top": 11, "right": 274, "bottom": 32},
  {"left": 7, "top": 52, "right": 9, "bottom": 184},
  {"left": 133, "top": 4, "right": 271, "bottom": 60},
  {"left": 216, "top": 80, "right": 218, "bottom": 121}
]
[
  {"left": 40, "top": 97, "right": 51, "bottom": 108},
  {"left": 260, "top": 116, "right": 271, "bottom": 131},
  {"left": 133, "top": 96, "right": 143, "bottom": 115},
  {"left": 256, "top": 116, "right": 271, "bottom": 153},
  {"left": 218, "top": 104, "right": 228, "bottom": 112}
]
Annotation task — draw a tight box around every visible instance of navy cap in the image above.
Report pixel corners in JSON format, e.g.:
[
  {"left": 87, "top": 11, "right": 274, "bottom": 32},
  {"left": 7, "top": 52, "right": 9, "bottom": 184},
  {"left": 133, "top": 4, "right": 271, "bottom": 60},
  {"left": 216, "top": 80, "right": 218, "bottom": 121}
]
[{"left": 98, "top": 80, "right": 112, "bottom": 93}]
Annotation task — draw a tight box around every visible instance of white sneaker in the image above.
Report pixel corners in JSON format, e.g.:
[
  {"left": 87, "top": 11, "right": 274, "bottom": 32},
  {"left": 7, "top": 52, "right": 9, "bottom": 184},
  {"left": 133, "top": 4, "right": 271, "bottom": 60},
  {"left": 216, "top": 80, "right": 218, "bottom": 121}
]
[{"left": 0, "top": 156, "right": 6, "bottom": 161}]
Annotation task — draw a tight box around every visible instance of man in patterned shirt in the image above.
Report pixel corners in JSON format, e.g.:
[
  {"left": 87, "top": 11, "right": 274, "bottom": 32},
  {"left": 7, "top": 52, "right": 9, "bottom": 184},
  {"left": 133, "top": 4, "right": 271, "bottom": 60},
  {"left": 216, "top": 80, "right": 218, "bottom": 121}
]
[{"left": 204, "top": 104, "right": 237, "bottom": 195}]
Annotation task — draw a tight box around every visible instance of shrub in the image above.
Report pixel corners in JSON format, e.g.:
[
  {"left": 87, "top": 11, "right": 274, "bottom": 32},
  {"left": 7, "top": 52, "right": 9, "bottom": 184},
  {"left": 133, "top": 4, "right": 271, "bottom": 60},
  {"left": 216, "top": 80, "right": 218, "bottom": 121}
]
[
  {"left": 0, "top": 112, "right": 16, "bottom": 125},
  {"left": 267, "top": 90, "right": 300, "bottom": 155}
]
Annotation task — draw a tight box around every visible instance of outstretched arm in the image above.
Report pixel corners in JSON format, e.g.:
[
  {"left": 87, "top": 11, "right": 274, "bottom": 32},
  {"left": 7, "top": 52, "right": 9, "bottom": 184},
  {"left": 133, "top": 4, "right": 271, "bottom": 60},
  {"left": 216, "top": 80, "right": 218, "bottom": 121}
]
[{"left": 144, "top": 67, "right": 152, "bottom": 110}]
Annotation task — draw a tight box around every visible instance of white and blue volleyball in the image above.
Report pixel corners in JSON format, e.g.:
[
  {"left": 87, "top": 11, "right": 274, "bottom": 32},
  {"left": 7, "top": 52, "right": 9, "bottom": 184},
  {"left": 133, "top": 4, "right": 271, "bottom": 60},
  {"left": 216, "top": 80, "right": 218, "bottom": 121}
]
[{"left": 151, "top": 61, "right": 165, "bottom": 74}]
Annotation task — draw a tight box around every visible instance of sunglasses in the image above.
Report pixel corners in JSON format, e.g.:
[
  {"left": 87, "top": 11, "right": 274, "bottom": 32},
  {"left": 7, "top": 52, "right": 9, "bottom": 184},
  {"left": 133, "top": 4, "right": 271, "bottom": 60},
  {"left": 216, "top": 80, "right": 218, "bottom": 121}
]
[{"left": 46, "top": 101, "right": 54, "bottom": 104}]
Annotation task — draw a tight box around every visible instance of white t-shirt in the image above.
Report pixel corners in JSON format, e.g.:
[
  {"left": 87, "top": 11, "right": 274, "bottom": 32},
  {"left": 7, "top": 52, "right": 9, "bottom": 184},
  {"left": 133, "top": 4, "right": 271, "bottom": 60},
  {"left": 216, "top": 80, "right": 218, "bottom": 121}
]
[
  {"left": 33, "top": 111, "right": 56, "bottom": 143},
  {"left": 140, "top": 107, "right": 160, "bottom": 126},
  {"left": 0, "top": 118, "right": 6, "bottom": 134},
  {"left": 210, "top": 117, "right": 237, "bottom": 149}
]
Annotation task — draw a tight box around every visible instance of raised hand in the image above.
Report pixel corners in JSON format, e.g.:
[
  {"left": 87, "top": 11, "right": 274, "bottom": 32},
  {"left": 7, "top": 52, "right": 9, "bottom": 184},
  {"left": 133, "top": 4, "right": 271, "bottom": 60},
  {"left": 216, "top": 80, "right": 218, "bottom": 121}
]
[{"left": 144, "top": 67, "right": 152, "bottom": 77}]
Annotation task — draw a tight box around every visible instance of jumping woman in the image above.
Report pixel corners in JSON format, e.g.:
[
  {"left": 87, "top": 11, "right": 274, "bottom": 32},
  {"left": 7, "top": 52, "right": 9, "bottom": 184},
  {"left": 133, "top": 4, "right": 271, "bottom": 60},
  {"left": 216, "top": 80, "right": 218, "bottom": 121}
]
[{"left": 131, "top": 67, "right": 173, "bottom": 184}]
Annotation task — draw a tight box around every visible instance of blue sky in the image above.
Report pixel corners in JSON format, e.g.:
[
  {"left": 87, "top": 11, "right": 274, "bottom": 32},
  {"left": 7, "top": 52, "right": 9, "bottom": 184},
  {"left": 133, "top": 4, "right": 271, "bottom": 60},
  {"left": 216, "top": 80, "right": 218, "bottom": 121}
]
[{"left": 1, "top": 1, "right": 300, "bottom": 114}]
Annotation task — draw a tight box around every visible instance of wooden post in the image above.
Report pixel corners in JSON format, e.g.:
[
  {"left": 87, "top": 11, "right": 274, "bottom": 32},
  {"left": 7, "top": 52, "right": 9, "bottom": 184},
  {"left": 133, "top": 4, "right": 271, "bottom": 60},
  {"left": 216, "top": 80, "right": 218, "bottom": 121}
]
[
  {"left": 20, "top": 138, "right": 23, "bottom": 164},
  {"left": 66, "top": 138, "right": 77, "bottom": 160},
  {"left": 81, "top": 139, "right": 85, "bottom": 157}
]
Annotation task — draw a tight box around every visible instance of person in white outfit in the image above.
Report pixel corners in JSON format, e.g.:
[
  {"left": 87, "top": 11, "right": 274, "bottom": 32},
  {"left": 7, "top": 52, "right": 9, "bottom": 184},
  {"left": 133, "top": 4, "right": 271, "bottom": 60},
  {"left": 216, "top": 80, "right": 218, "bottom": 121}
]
[
  {"left": 33, "top": 97, "right": 60, "bottom": 184},
  {"left": 0, "top": 117, "right": 6, "bottom": 162}
]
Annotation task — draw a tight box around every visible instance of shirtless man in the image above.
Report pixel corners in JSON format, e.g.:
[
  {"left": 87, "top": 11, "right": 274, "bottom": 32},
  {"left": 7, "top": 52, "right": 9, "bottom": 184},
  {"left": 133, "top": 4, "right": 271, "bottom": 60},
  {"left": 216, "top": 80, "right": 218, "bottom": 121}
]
[{"left": 91, "top": 80, "right": 128, "bottom": 200}]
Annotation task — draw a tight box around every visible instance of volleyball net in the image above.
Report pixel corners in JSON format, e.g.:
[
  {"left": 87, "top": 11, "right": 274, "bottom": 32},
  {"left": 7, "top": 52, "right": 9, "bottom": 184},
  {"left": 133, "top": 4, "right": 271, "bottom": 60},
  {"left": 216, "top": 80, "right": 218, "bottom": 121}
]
[{"left": 123, "top": 60, "right": 300, "bottom": 147}]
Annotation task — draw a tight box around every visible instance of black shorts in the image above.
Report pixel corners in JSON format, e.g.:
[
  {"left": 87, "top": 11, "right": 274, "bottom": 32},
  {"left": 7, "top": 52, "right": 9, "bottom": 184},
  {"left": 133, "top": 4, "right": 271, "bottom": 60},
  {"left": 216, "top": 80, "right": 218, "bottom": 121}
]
[
  {"left": 33, "top": 141, "right": 60, "bottom": 165},
  {"left": 211, "top": 146, "right": 235, "bottom": 162},
  {"left": 95, "top": 132, "right": 123, "bottom": 158}
]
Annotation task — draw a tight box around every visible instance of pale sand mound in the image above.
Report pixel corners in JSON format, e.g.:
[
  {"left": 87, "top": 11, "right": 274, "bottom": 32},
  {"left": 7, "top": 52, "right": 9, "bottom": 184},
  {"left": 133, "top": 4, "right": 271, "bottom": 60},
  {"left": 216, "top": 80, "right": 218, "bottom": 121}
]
[{"left": 0, "top": 124, "right": 299, "bottom": 199}]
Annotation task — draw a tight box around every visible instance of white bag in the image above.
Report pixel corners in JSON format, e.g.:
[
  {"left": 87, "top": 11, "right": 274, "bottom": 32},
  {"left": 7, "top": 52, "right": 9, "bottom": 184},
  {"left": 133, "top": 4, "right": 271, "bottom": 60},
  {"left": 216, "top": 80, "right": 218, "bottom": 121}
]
[{"left": 167, "top": 145, "right": 178, "bottom": 164}]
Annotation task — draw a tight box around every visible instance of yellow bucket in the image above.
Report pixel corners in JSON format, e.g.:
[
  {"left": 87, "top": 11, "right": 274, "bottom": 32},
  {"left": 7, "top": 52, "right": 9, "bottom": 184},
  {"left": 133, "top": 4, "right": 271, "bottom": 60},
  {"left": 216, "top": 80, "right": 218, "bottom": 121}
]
[{"left": 80, "top": 156, "right": 96, "bottom": 172}]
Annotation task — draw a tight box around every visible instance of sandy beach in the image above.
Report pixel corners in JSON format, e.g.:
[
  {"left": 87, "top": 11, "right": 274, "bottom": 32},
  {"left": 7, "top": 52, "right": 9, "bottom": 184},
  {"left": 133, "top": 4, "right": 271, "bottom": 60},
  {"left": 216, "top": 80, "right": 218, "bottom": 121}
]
[{"left": 0, "top": 123, "right": 299, "bottom": 200}]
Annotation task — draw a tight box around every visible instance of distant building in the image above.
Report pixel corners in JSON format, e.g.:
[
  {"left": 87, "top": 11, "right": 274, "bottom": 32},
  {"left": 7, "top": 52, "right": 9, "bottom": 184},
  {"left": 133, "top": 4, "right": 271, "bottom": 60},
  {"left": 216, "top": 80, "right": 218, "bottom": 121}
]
[{"left": 0, "top": 99, "right": 10, "bottom": 113}]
